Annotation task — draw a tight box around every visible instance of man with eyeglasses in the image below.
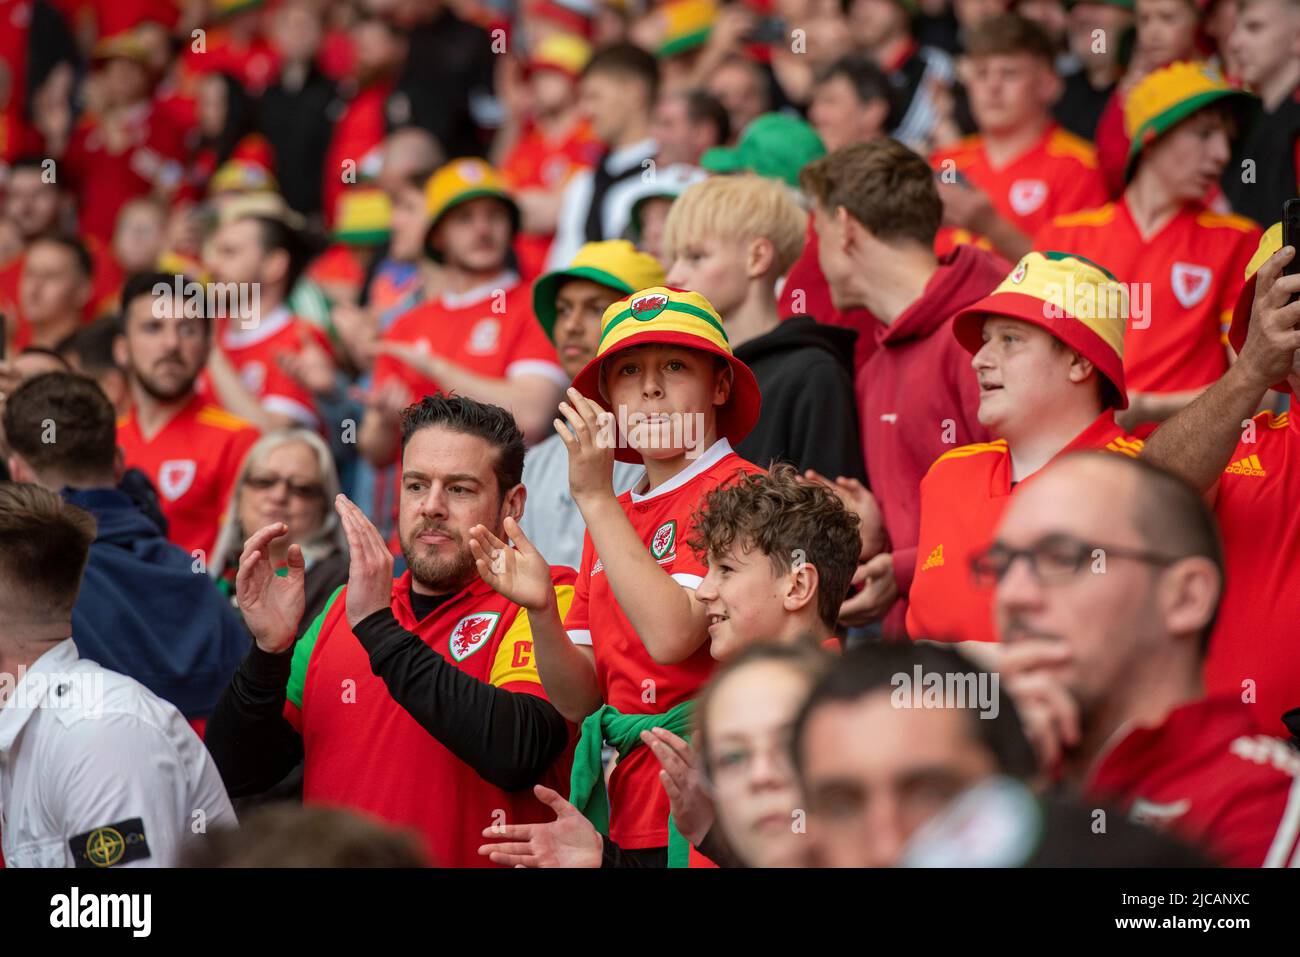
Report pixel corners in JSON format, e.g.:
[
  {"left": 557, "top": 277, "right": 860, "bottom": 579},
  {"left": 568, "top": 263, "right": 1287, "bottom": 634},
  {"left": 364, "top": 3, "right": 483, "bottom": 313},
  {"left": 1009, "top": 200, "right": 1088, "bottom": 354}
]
[
  {"left": 908, "top": 251, "right": 1143, "bottom": 645},
  {"left": 982, "top": 451, "right": 1300, "bottom": 867}
]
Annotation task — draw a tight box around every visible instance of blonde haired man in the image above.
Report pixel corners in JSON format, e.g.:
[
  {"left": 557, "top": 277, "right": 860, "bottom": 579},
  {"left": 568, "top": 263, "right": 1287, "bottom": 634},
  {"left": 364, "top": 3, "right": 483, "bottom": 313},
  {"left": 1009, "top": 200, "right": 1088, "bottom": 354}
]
[{"left": 663, "top": 174, "right": 864, "bottom": 479}]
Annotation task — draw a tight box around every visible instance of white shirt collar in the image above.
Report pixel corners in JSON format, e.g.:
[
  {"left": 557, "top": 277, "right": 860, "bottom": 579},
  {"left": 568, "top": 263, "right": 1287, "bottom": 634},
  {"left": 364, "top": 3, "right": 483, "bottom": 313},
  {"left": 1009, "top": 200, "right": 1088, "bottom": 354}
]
[
  {"left": 440, "top": 271, "right": 520, "bottom": 309},
  {"left": 0, "top": 638, "right": 78, "bottom": 751},
  {"left": 630, "top": 437, "right": 732, "bottom": 504},
  {"left": 606, "top": 138, "right": 658, "bottom": 174},
  {"left": 221, "top": 304, "right": 292, "bottom": 349}
]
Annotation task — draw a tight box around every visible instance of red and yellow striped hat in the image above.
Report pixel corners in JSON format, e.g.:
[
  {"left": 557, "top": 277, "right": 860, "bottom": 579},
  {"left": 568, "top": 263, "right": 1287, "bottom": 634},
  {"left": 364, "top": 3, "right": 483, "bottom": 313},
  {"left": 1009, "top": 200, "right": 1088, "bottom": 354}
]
[
  {"left": 952, "top": 251, "right": 1129, "bottom": 408},
  {"left": 571, "top": 286, "right": 761, "bottom": 461},
  {"left": 1227, "top": 222, "right": 1293, "bottom": 396}
]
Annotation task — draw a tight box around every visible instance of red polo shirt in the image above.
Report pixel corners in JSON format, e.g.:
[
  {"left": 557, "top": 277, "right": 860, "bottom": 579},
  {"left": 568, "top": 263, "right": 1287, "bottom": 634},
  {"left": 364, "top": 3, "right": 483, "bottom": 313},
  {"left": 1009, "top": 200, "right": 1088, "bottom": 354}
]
[
  {"left": 908, "top": 413, "right": 1143, "bottom": 643},
  {"left": 1087, "top": 695, "right": 1300, "bottom": 867}
]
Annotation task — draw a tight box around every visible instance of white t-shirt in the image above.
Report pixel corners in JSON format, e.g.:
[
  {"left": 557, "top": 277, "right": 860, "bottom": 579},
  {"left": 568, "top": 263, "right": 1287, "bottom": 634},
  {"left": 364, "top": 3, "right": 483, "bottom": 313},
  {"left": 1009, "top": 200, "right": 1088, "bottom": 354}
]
[{"left": 0, "top": 639, "right": 237, "bottom": 868}]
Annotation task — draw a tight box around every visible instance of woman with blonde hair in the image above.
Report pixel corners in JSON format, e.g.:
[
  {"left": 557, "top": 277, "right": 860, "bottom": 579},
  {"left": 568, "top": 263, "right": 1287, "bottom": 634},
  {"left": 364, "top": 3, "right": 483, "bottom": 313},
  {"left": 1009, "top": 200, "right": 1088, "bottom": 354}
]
[{"left": 211, "top": 428, "right": 348, "bottom": 633}]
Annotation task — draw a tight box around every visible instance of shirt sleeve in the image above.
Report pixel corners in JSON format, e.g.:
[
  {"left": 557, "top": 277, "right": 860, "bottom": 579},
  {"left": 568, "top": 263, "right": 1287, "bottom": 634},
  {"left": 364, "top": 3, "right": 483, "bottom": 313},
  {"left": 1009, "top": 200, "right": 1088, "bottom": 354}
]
[
  {"left": 504, "top": 299, "right": 569, "bottom": 387},
  {"left": 49, "top": 713, "right": 215, "bottom": 868},
  {"left": 564, "top": 534, "right": 594, "bottom": 646},
  {"left": 489, "top": 584, "right": 576, "bottom": 693}
]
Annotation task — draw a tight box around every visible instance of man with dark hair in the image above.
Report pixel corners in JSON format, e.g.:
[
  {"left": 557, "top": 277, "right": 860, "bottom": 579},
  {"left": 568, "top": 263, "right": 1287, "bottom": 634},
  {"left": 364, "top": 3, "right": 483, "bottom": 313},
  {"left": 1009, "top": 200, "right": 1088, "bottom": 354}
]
[
  {"left": 17, "top": 234, "right": 92, "bottom": 350},
  {"left": 843, "top": 0, "right": 955, "bottom": 150},
  {"left": 705, "top": 56, "right": 771, "bottom": 144},
  {"left": 931, "top": 13, "right": 1107, "bottom": 261},
  {"left": 985, "top": 452, "right": 1300, "bottom": 866},
  {"left": 114, "top": 271, "right": 261, "bottom": 556},
  {"left": 4, "top": 372, "right": 250, "bottom": 733},
  {"left": 206, "top": 393, "right": 577, "bottom": 868},
  {"left": 202, "top": 211, "right": 337, "bottom": 431},
  {"left": 792, "top": 641, "right": 1037, "bottom": 866},
  {"left": 0, "top": 482, "right": 236, "bottom": 868},
  {"left": 809, "top": 54, "right": 896, "bottom": 152},
  {"left": 652, "top": 89, "right": 730, "bottom": 167},
  {"left": 57, "top": 314, "right": 130, "bottom": 415},
  {"left": 799, "top": 139, "right": 1003, "bottom": 637},
  {"left": 547, "top": 43, "right": 660, "bottom": 268}
]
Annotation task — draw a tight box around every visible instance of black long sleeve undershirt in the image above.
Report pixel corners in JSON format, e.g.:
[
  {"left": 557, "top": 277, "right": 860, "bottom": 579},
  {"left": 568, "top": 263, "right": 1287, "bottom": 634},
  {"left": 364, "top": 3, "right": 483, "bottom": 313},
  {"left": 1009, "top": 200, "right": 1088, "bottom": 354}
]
[
  {"left": 206, "top": 608, "right": 571, "bottom": 798},
  {"left": 206, "top": 643, "right": 303, "bottom": 798},
  {"left": 351, "top": 606, "right": 570, "bottom": 792}
]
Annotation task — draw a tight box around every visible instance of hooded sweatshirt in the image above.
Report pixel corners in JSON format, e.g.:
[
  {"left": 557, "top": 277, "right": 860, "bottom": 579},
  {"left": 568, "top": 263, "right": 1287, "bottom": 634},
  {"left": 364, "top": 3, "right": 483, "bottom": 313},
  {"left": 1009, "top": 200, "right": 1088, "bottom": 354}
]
[
  {"left": 65, "top": 487, "right": 251, "bottom": 722},
  {"left": 857, "top": 244, "right": 1005, "bottom": 633},
  {"left": 733, "top": 315, "right": 866, "bottom": 482}
]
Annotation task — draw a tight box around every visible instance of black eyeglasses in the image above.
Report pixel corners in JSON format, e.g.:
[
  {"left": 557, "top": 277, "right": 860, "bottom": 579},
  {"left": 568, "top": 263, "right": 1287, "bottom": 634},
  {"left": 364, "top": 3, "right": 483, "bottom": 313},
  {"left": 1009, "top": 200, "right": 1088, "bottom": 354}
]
[
  {"left": 244, "top": 473, "right": 325, "bottom": 500},
  {"left": 969, "top": 534, "right": 1182, "bottom": 587}
]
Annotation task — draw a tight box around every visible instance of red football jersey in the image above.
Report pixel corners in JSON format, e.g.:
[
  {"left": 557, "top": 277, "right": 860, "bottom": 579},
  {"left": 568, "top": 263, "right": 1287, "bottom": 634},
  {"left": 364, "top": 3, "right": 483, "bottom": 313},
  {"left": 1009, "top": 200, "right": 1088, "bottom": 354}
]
[
  {"left": 908, "top": 413, "right": 1143, "bottom": 643},
  {"left": 564, "top": 440, "right": 762, "bottom": 849},
  {"left": 932, "top": 125, "right": 1108, "bottom": 257},
  {"left": 1207, "top": 409, "right": 1300, "bottom": 735},
  {"left": 1034, "top": 200, "right": 1260, "bottom": 402},
  {"left": 1087, "top": 695, "right": 1300, "bottom": 867},
  {"left": 286, "top": 568, "right": 577, "bottom": 867},
  {"left": 116, "top": 394, "right": 260, "bottom": 556},
  {"left": 202, "top": 306, "right": 331, "bottom": 430}
]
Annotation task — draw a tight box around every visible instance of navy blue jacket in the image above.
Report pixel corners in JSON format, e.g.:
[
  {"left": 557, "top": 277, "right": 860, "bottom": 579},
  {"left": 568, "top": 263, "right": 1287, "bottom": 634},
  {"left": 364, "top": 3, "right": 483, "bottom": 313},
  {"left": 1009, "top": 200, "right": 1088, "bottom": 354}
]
[{"left": 66, "top": 487, "right": 250, "bottom": 719}]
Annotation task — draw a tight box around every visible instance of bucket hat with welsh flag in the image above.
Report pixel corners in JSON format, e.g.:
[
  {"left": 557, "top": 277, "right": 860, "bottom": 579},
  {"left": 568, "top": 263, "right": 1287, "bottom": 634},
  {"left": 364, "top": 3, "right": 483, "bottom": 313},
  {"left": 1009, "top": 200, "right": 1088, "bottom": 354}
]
[{"left": 570, "top": 286, "right": 762, "bottom": 462}]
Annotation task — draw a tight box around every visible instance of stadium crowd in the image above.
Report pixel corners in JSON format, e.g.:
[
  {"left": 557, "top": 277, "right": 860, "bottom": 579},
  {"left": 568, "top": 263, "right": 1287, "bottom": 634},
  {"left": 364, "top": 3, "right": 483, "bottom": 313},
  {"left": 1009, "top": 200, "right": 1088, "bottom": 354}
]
[{"left": 1, "top": 0, "right": 1300, "bottom": 869}]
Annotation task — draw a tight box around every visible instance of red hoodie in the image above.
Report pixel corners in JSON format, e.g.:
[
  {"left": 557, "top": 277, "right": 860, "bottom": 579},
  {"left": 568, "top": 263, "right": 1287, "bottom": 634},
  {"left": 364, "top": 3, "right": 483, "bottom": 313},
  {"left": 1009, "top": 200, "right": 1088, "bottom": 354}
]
[{"left": 857, "top": 244, "right": 1005, "bottom": 634}]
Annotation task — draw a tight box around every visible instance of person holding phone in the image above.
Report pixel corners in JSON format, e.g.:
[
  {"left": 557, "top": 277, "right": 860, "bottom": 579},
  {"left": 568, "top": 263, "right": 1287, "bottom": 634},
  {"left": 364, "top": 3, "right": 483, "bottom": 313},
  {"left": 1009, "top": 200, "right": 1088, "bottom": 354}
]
[{"left": 1143, "top": 219, "right": 1300, "bottom": 734}]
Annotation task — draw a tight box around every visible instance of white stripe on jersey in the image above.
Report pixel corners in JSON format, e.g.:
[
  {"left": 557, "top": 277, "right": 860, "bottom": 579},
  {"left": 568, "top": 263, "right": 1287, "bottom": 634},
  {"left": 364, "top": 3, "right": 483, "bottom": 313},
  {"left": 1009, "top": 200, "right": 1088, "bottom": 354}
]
[{"left": 1264, "top": 774, "right": 1300, "bottom": 867}]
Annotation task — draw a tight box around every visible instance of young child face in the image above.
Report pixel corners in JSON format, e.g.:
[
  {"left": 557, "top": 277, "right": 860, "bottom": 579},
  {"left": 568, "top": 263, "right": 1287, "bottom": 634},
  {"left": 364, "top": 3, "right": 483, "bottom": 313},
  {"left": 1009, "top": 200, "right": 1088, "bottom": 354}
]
[
  {"left": 696, "top": 537, "right": 795, "bottom": 661},
  {"left": 601, "top": 343, "right": 728, "bottom": 461}
]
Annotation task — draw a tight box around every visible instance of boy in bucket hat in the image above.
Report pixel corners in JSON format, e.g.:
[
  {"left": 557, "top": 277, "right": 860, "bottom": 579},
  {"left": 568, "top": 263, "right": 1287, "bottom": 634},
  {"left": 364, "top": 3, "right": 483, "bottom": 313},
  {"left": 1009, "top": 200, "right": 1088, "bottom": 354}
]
[
  {"left": 467, "top": 285, "right": 763, "bottom": 866},
  {"left": 1035, "top": 61, "right": 1261, "bottom": 434},
  {"left": 908, "top": 251, "right": 1145, "bottom": 644},
  {"left": 518, "top": 240, "right": 664, "bottom": 569},
  {"left": 1144, "top": 224, "right": 1300, "bottom": 733}
]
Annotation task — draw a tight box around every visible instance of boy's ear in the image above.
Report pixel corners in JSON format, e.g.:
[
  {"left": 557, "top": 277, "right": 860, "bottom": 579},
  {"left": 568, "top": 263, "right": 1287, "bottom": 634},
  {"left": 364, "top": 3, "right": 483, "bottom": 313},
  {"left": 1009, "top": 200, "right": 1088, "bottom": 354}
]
[
  {"left": 746, "top": 237, "right": 775, "bottom": 280},
  {"left": 713, "top": 359, "right": 733, "bottom": 406},
  {"left": 784, "top": 561, "right": 820, "bottom": 615}
]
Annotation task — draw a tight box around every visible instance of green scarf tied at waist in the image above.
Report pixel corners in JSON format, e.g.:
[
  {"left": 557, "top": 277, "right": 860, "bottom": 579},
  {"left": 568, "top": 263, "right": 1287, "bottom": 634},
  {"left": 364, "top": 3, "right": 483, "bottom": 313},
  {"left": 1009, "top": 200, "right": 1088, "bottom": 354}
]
[{"left": 569, "top": 700, "right": 695, "bottom": 868}]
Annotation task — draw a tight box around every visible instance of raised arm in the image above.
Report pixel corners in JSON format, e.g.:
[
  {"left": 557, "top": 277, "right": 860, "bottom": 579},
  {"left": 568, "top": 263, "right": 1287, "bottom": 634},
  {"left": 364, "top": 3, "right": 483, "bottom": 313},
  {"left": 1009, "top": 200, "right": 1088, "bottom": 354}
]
[
  {"left": 1142, "top": 247, "right": 1300, "bottom": 494},
  {"left": 559, "top": 389, "right": 710, "bottom": 665}
]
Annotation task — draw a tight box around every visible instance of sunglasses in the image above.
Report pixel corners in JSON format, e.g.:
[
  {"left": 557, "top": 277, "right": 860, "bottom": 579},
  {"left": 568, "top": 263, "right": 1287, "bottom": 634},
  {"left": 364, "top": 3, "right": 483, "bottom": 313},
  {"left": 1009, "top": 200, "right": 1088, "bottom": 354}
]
[{"left": 244, "top": 473, "right": 325, "bottom": 500}]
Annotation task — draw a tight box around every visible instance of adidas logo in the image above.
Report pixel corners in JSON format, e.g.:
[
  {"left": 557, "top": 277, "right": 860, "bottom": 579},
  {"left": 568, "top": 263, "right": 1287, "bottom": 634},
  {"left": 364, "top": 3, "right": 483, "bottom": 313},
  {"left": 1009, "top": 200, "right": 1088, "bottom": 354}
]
[
  {"left": 921, "top": 544, "right": 945, "bottom": 571},
  {"left": 1224, "top": 454, "right": 1266, "bottom": 478}
]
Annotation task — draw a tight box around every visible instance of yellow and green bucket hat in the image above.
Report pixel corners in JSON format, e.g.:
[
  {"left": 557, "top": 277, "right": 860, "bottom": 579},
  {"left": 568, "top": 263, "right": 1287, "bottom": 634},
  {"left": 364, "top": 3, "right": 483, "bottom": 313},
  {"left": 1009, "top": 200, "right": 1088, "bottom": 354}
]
[
  {"left": 424, "top": 158, "right": 520, "bottom": 258},
  {"left": 333, "top": 187, "right": 392, "bottom": 246},
  {"left": 533, "top": 240, "right": 666, "bottom": 340},
  {"left": 571, "top": 286, "right": 762, "bottom": 461},
  {"left": 952, "top": 251, "right": 1130, "bottom": 408},
  {"left": 1124, "top": 60, "right": 1257, "bottom": 180}
]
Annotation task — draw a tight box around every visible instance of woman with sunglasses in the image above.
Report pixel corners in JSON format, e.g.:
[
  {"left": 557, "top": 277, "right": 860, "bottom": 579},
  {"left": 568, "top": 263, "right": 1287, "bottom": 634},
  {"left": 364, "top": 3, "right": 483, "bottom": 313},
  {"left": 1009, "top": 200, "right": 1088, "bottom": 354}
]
[{"left": 210, "top": 428, "right": 348, "bottom": 633}]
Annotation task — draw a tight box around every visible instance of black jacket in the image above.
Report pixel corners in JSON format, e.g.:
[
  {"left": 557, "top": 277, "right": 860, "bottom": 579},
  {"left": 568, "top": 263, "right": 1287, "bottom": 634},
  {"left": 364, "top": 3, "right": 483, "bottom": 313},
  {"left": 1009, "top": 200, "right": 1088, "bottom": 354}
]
[
  {"left": 733, "top": 315, "right": 866, "bottom": 482},
  {"left": 257, "top": 65, "right": 340, "bottom": 218}
]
